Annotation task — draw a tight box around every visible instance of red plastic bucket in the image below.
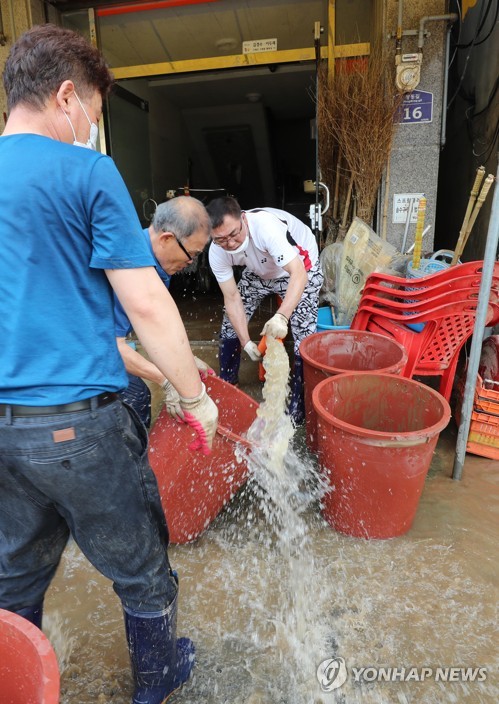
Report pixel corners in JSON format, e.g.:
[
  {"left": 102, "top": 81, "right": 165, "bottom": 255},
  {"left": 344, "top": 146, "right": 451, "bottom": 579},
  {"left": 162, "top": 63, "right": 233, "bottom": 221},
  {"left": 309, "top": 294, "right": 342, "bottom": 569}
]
[
  {"left": 0, "top": 609, "right": 60, "bottom": 704},
  {"left": 313, "top": 373, "right": 451, "bottom": 539},
  {"left": 148, "top": 375, "right": 258, "bottom": 544},
  {"left": 300, "top": 331, "right": 408, "bottom": 452}
]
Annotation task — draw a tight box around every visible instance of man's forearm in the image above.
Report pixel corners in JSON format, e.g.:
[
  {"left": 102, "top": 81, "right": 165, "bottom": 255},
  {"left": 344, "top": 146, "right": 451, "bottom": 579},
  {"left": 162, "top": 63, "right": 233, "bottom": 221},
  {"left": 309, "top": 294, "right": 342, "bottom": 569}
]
[
  {"left": 107, "top": 268, "right": 201, "bottom": 399},
  {"left": 117, "top": 337, "right": 165, "bottom": 386},
  {"left": 277, "top": 260, "right": 308, "bottom": 319},
  {"left": 224, "top": 295, "right": 251, "bottom": 347}
]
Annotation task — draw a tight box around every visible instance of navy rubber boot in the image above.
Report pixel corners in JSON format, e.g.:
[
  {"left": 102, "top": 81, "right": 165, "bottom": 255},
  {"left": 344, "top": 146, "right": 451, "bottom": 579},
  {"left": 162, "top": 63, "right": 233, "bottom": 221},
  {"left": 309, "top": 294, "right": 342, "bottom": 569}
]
[
  {"left": 287, "top": 354, "right": 305, "bottom": 426},
  {"left": 14, "top": 603, "right": 44, "bottom": 630},
  {"left": 124, "top": 590, "right": 195, "bottom": 704},
  {"left": 219, "top": 337, "right": 242, "bottom": 385}
]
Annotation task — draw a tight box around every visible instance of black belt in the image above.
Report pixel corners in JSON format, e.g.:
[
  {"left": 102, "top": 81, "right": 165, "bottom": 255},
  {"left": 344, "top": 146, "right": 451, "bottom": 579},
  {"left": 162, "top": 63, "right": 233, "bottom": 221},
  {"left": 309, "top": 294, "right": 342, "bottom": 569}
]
[{"left": 0, "top": 392, "right": 119, "bottom": 417}]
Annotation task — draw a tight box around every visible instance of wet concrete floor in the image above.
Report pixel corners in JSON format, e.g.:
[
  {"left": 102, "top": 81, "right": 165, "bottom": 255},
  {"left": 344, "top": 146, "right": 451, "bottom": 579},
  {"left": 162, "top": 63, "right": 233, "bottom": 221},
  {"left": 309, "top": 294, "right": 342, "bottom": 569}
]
[{"left": 44, "top": 289, "right": 498, "bottom": 703}]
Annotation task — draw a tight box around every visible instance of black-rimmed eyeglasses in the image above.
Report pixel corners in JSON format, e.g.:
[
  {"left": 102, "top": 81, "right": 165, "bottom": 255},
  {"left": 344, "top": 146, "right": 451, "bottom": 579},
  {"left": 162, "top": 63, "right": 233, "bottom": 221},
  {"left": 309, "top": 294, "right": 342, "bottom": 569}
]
[
  {"left": 212, "top": 220, "right": 243, "bottom": 247},
  {"left": 169, "top": 233, "right": 198, "bottom": 262}
]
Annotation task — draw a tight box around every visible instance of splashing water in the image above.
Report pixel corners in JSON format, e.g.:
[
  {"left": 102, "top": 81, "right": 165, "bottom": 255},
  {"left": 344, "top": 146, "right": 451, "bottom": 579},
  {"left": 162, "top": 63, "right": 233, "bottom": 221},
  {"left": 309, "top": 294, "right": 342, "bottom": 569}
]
[
  {"left": 236, "top": 337, "right": 333, "bottom": 703},
  {"left": 45, "top": 337, "right": 499, "bottom": 704}
]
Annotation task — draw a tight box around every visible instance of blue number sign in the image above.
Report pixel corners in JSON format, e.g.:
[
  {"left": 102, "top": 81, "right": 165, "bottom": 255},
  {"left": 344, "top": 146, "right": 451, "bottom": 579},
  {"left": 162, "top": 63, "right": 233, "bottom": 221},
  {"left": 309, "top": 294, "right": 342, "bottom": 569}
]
[{"left": 397, "top": 90, "right": 433, "bottom": 124}]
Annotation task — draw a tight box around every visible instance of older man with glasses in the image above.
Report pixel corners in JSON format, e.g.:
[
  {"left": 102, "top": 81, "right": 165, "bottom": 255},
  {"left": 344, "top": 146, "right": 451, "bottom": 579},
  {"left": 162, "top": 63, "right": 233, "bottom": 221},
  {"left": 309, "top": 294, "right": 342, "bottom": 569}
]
[
  {"left": 206, "top": 196, "right": 324, "bottom": 425},
  {"left": 115, "top": 195, "right": 214, "bottom": 427}
]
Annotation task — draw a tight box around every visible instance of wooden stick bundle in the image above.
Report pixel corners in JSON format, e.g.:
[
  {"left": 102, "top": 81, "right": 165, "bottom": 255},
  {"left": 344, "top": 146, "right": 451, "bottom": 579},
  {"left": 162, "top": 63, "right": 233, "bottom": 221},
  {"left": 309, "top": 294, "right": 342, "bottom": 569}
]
[
  {"left": 451, "top": 166, "right": 485, "bottom": 265},
  {"left": 453, "top": 174, "right": 495, "bottom": 262}
]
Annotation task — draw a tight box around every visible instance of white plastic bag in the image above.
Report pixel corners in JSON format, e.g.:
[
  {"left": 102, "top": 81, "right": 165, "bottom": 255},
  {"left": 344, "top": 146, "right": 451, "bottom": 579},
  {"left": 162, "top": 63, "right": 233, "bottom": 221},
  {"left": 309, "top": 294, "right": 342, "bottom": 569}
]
[
  {"left": 336, "top": 218, "right": 400, "bottom": 325},
  {"left": 319, "top": 242, "right": 343, "bottom": 308}
]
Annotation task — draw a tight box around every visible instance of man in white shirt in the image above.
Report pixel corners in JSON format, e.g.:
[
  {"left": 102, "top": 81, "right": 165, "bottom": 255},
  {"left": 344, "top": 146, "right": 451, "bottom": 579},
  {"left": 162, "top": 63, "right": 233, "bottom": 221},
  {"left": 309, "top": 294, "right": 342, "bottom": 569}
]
[{"left": 207, "top": 196, "right": 323, "bottom": 424}]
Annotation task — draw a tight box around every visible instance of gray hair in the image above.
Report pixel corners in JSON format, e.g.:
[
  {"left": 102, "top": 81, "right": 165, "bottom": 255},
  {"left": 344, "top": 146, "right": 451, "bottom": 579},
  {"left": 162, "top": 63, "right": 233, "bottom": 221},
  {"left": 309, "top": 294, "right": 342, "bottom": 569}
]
[{"left": 152, "top": 196, "right": 210, "bottom": 242}]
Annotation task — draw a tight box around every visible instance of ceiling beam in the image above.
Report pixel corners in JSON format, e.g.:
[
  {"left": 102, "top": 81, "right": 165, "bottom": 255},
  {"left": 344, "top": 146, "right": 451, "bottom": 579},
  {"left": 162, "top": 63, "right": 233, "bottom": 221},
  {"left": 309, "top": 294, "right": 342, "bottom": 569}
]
[{"left": 112, "top": 43, "right": 369, "bottom": 80}]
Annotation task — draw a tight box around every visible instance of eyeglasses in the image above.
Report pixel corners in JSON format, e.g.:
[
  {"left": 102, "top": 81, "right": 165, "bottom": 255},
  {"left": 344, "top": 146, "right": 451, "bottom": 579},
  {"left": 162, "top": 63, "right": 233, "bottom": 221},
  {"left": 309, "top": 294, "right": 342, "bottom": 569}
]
[
  {"left": 170, "top": 233, "right": 198, "bottom": 263},
  {"left": 212, "top": 220, "right": 243, "bottom": 247}
]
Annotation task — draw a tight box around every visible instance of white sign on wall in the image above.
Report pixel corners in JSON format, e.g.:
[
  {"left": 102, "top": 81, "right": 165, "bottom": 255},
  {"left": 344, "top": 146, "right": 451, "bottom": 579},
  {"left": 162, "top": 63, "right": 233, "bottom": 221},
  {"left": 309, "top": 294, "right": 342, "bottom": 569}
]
[
  {"left": 392, "top": 193, "right": 425, "bottom": 224},
  {"left": 243, "top": 38, "right": 278, "bottom": 54}
]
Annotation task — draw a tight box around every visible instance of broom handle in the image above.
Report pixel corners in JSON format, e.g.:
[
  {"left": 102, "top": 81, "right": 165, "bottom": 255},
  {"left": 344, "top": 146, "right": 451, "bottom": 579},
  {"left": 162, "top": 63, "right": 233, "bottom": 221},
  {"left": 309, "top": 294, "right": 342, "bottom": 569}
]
[
  {"left": 332, "top": 157, "right": 341, "bottom": 221},
  {"left": 381, "top": 158, "right": 391, "bottom": 241},
  {"left": 451, "top": 166, "right": 485, "bottom": 265},
  {"left": 411, "top": 196, "right": 427, "bottom": 270},
  {"left": 330, "top": 305, "right": 337, "bottom": 325},
  {"left": 401, "top": 197, "right": 416, "bottom": 255},
  {"left": 341, "top": 173, "right": 354, "bottom": 229},
  {"left": 454, "top": 174, "right": 495, "bottom": 261}
]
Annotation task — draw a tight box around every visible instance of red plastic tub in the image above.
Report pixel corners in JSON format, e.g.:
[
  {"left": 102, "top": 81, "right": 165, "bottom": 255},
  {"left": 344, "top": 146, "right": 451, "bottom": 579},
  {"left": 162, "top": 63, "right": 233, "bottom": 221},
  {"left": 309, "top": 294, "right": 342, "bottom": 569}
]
[
  {"left": 148, "top": 375, "right": 258, "bottom": 544},
  {"left": 0, "top": 609, "right": 60, "bottom": 704},
  {"left": 300, "top": 330, "right": 408, "bottom": 452},
  {"left": 313, "top": 373, "right": 450, "bottom": 539}
]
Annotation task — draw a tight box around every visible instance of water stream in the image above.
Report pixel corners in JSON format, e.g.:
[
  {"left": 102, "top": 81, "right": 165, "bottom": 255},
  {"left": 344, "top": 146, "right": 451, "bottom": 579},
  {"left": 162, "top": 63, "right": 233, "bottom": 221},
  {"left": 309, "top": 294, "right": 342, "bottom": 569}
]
[{"left": 45, "top": 341, "right": 498, "bottom": 703}]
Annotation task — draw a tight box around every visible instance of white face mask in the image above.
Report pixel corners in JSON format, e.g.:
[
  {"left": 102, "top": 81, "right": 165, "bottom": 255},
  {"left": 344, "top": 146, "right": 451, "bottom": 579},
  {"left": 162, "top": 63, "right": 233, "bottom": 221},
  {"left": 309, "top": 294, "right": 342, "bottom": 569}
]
[
  {"left": 62, "top": 91, "right": 99, "bottom": 150},
  {"left": 230, "top": 233, "right": 250, "bottom": 254}
]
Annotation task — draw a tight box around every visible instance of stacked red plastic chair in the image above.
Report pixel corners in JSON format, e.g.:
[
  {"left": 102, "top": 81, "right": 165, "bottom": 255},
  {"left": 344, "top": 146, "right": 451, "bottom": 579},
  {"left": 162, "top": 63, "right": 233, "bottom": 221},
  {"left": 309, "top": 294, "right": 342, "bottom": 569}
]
[{"left": 350, "top": 261, "right": 499, "bottom": 401}]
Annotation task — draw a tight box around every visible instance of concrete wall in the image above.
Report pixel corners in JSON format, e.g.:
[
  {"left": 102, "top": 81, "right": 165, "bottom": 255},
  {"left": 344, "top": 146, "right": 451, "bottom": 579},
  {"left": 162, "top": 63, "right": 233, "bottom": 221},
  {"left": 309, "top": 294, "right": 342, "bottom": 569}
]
[{"left": 380, "top": 0, "right": 448, "bottom": 252}]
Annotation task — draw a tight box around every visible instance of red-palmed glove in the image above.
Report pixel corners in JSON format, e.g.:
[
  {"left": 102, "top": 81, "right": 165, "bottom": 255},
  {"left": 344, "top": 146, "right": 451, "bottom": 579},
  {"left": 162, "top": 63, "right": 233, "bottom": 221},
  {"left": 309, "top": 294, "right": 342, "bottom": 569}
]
[
  {"left": 179, "top": 383, "right": 218, "bottom": 455},
  {"left": 193, "top": 355, "right": 216, "bottom": 382}
]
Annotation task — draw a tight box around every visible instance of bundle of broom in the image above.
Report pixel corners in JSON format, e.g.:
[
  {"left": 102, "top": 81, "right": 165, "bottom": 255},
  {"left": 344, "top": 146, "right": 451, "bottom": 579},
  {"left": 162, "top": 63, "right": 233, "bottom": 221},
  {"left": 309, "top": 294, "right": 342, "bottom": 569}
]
[
  {"left": 317, "top": 44, "right": 403, "bottom": 229},
  {"left": 451, "top": 166, "right": 495, "bottom": 265}
]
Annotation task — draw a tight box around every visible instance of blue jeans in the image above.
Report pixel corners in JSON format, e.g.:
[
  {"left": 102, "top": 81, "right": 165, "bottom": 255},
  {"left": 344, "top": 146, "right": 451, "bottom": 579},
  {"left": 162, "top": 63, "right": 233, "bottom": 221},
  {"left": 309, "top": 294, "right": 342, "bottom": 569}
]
[
  {"left": 0, "top": 400, "right": 176, "bottom": 613},
  {"left": 118, "top": 373, "right": 152, "bottom": 428}
]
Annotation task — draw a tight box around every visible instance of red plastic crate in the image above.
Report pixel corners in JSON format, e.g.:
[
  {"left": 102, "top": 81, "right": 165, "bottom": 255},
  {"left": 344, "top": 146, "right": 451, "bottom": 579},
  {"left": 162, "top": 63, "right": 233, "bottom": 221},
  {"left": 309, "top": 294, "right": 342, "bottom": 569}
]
[
  {"left": 454, "top": 375, "right": 499, "bottom": 460},
  {"left": 467, "top": 410, "right": 499, "bottom": 460},
  {"left": 474, "top": 375, "right": 499, "bottom": 416}
]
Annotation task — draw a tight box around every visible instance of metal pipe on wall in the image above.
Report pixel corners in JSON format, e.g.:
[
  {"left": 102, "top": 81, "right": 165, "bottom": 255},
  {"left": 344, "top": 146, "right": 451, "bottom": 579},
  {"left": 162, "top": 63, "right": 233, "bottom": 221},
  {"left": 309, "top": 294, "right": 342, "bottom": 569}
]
[
  {"left": 418, "top": 14, "right": 458, "bottom": 50},
  {"left": 440, "top": 22, "right": 452, "bottom": 149},
  {"left": 396, "top": 0, "right": 403, "bottom": 54},
  {"left": 453, "top": 165, "right": 499, "bottom": 481}
]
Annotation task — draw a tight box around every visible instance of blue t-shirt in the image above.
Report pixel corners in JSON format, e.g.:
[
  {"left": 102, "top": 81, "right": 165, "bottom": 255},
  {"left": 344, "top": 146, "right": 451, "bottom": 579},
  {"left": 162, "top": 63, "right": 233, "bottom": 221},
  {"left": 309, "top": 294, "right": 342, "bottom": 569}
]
[
  {"left": 0, "top": 134, "right": 155, "bottom": 405},
  {"left": 113, "top": 228, "right": 171, "bottom": 337}
]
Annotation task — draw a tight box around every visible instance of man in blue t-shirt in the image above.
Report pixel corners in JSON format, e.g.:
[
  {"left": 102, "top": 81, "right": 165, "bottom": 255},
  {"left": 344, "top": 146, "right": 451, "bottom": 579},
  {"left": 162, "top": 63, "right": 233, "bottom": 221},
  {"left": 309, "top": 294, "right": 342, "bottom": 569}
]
[
  {"left": 114, "top": 196, "right": 213, "bottom": 427},
  {"left": 0, "top": 24, "right": 217, "bottom": 703}
]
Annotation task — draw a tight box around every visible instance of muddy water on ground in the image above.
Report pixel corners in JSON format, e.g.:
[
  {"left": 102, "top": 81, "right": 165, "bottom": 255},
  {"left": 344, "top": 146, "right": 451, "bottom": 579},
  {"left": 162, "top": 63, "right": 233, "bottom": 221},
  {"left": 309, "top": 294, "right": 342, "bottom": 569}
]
[{"left": 45, "top": 354, "right": 498, "bottom": 703}]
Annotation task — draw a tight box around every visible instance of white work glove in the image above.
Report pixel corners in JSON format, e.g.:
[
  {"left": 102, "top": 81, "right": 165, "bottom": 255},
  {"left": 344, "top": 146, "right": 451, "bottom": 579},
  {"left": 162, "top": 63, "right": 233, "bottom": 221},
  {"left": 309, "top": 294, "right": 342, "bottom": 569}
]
[
  {"left": 261, "top": 312, "right": 288, "bottom": 339},
  {"left": 161, "top": 379, "right": 183, "bottom": 421},
  {"left": 193, "top": 355, "right": 215, "bottom": 381},
  {"left": 179, "top": 383, "right": 219, "bottom": 455},
  {"left": 244, "top": 341, "right": 263, "bottom": 362}
]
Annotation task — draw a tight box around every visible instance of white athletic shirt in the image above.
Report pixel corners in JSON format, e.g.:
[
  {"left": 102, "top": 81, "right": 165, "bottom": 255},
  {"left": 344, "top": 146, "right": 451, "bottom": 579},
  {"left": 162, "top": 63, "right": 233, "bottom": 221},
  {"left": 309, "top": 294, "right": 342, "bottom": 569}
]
[{"left": 208, "top": 207, "right": 318, "bottom": 283}]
